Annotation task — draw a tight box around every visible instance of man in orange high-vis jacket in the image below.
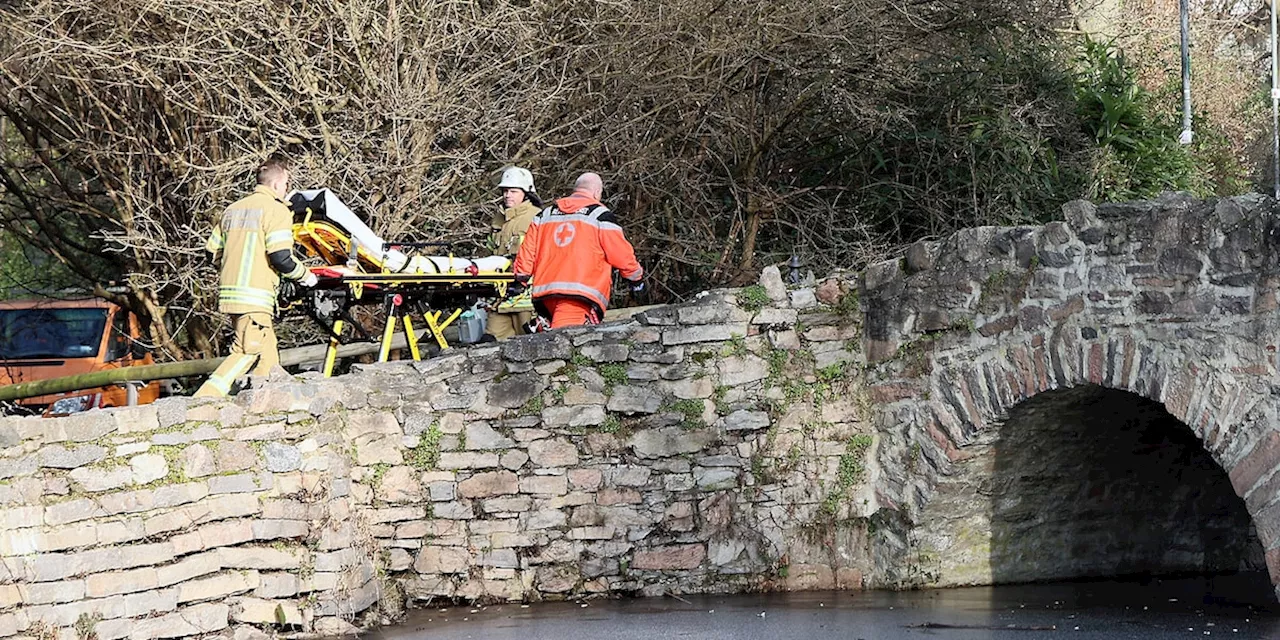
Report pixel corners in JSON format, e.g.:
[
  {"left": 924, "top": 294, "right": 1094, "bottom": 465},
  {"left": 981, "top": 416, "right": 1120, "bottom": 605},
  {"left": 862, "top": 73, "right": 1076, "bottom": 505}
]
[{"left": 513, "top": 172, "right": 644, "bottom": 328}]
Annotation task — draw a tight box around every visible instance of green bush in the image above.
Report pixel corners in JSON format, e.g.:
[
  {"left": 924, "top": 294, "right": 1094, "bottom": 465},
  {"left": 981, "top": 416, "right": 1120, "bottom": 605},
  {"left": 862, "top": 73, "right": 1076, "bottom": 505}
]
[{"left": 1073, "top": 38, "right": 1204, "bottom": 200}]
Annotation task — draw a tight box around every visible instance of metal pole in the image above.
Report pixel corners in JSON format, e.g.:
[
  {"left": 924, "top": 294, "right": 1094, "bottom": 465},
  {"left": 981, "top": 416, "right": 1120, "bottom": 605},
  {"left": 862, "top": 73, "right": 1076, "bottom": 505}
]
[
  {"left": 1179, "top": 0, "right": 1194, "bottom": 145},
  {"left": 1272, "top": 0, "right": 1280, "bottom": 198}
]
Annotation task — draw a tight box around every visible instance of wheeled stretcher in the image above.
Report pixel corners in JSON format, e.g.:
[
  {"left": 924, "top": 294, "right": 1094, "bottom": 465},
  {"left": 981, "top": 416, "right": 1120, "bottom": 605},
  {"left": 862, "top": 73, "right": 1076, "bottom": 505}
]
[{"left": 285, "top": 189, "right": 520, "bottom": 376}]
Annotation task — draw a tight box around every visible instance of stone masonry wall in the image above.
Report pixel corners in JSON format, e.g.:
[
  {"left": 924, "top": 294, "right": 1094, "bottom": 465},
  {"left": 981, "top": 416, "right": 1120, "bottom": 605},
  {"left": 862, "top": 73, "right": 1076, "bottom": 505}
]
[
  {"left": 859, "top": 194, "right": 1280, "bottom": 593},
  {"left": 10, "top": 191, "right": 1280, "bottom": 639},
  {"left": 0, "top": 283, "right": 875, "bottom": 640}
]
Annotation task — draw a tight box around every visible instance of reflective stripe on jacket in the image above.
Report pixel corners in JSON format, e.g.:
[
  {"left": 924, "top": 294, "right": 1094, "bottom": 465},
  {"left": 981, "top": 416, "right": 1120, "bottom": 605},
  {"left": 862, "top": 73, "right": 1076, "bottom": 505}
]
[
  {"left": 206, "top": 185, "right": 300, "bottom": 315},
  {"left": 513, "top": 195, "right": 643, "bottom": 313}
]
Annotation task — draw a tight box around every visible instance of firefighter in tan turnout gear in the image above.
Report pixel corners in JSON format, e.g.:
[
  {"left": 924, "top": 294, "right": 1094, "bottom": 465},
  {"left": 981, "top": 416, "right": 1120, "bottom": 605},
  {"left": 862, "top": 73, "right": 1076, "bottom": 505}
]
[
  {"left": 194, "top": 156, "right": 317, "bottom": 398},
  {"left": 486, "top": 167, "right": 541, "bottom": 341}
]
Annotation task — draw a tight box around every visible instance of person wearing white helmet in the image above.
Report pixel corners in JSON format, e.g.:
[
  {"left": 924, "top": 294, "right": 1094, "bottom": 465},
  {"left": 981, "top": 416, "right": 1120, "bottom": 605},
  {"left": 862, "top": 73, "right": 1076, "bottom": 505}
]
[{"left": 487, "top": 166, "right": 542, "bottom": 340}]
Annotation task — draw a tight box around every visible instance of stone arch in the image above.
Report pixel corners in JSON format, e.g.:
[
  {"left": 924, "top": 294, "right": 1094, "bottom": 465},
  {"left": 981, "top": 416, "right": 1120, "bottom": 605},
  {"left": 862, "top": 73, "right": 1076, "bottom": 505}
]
[
  {"left": 895, "top": 331, "right": 1271, "bottom": 589},
  {"left": 859, "top": 194, "right": 1280, "bottom": 595}
]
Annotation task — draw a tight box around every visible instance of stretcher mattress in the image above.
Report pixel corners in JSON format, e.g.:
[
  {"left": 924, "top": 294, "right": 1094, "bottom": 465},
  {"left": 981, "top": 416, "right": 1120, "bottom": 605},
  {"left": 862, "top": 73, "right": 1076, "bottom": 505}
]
[{"left": 292, "top": 189, "right": 512, "bottom": 274}]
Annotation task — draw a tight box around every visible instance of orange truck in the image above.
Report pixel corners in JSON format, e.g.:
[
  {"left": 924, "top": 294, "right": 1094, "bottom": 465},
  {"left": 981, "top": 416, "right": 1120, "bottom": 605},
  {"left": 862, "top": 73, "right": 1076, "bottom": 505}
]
[{"left": 0, "top": 298, "right": 162, "bottom": 416}]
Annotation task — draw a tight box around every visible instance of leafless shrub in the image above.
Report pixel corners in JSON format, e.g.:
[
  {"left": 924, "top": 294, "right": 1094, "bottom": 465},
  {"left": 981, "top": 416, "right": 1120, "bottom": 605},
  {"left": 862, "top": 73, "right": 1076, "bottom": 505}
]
[{"left": 0, "top": 0, "right": 1069, "bottom": 358}]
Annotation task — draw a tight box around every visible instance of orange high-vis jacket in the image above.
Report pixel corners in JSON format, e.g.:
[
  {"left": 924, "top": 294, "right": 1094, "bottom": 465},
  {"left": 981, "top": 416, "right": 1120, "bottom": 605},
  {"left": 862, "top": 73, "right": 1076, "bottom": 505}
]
[{"left": 513, "top": 193, "right": 643, "bottom": 314}]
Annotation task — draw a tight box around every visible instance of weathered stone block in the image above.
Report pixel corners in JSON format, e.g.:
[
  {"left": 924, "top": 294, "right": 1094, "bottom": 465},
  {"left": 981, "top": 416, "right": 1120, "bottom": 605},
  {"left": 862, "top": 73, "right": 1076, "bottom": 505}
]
[
  {"left": 527, "top": 508, "right": 567, "bottom": 530},
  {"left": 483, "top": 496, "right": 534, "bottom": 513},
  {"left": 226, "top": 422, "right": 285, "bottom": 441},
  {"left": 207, "top": 472, "right": 270, "bottom": 495},
  {"left": 86, "top": 566, "right": 158, "bottom": 597},
  {"left": 582, "top": 342, "right": 629, "bottom": 363},
  {"left": 489, "top": 372, "right": 548, "bottom": 409},
  {"left": 414, "top": 546, "right": 469, "bottom": 574},
  {"left": 694, "top": 468, "right": 738, "bottom": 490},
  {"left": 477, "top": 549, "right": 519, "bottom": 568},
  {"left": 568, "top": 468, "right": 603, "bottom": 491},
  {"left": 0, "top": 455, "right": 37, "bottom": 481},
  {"left": 542, "top": 405, "right": 606, "bottom": 427},
  {"left": 193, "top": 494, "right": 262, "bottom": 525},
  {"left": 18, "top": 579, "right": 85, "bottom": 604},
  {"left": 180, "top": 444, "right": 217, "bottom": 479},
  {"left": 789, "top": 288, "right": 817, "bottom": 309},
  {"left": 433, "top": 501, "right": 474, "bottom": 520},
  {"left": 314, "top": 617, "right": 361, "bottom": 636},
  {"left": 569, "top": 505, "right": 605, "bottom": 527},
  {"left": 717, "top": 356, "right": 769, "bottom": 387},
  {"left": 97, "top": 518, "right": 146, "bottom": 546},
  {"left": 387, "top": 548, "right": 414, "bottom": 573},
  {"left": 345, "top": 411, "right": 401, "bottom": 440},
  {"left": 262, "top": 443, "right": 302, "bottom": 473},
  {"left": 458, "top": 470, "right": 519, "bottom": 498},
  {"left": 157, "top": 551, "right": 222, "bottom": 587},
  {"left": 251, "top": 519, "right": 308, "bottom": 541},
  {"left": 355, "top": 436, "right": 404, "bottom": 465},
  {"left": 596, "top": 488, "right": 642, "bottom": 505},
  {"left": 377, "top": 466, "right": 423, "bottom": 503},
  {"left": 629, "top": 428, "right": 715, "bottom": 458},
  {"left": 606, "top": 386, "right": 663, "bottom": 415},
  {"left": 500, "top": 449, "right": 530, "bottom": 471},
  {"left": 218, "top": 547, "right": 303, "bottom": 570},
  {"left": 632, "top": 544, "right": 706, "bottom": 570},
  {"left": 760, "top": 266, "right": 788, "bottom": 302},
  {"left": 606, "top": 466, "right": 652, "bottom": 487},
  {"left": 231, "top": 596, "right": 302, "bottom": 625},
  {"left": 314, "top": 548, "right": 362, "bottom": 572},
  {"left": 367, "top": 506, "right": 427, "bottom": 523},
  {"left": 438, "top": 452, "right": 500, "bottom": 470},
  {"left": 67, "top": 465, "right": 132, "bottom": 494},
  {"left": 519, "top": 475, "right": 568, "bottom": 496},
  {"left": 569, "top": 526, "right": 615, "bottom": 540},
  {"left": 528, "top": 439, "right": 579, "bottom": 467},
  {"left": 785, "top": 564, "right": 835, "bottom": 590},
  {"left": 44, "top": 498, "right": 104, "bottom": 526},
  {"left": 662, "top": 324, "right": 748, "bottom": 346},
  {"left": 426, "top": 479, "right": 457, "bottom": 501},
  {"left": 39, "top": 444, "right": 107, "bottom": 469},
  {"left": 465, "top": 422, "right": 516, "bottom": 450},
  {"left": 501, "top": 332, "right": 573, "bottom": 362},
  {"left": 561, "top": 386, "right": 608, "bottom": 406},
  {"left": 724, "top": 410, "right": 770, "bottom": 432},
  {"left": 214, "top": 441, "right": 259, "bottom": 473}
]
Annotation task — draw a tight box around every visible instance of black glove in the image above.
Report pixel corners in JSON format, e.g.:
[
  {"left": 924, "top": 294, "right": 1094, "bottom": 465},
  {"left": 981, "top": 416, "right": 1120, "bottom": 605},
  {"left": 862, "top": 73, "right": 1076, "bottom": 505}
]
[
  {"left": 506, "top": 276, "right": 529, "bottom": 299},
  {"left": 628, "top": 279, "right": 648, "bottom": 304}
]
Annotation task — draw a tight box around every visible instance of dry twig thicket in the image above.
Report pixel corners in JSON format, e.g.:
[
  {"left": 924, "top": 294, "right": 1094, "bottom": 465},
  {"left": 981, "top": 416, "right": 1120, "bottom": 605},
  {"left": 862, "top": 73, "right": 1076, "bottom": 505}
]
[
  {"left": 1095, "top": 0, "right": 1269, "bottom": 192},
  {"left": 0, "top": 0, "right": 1069, "bottom": 358}
]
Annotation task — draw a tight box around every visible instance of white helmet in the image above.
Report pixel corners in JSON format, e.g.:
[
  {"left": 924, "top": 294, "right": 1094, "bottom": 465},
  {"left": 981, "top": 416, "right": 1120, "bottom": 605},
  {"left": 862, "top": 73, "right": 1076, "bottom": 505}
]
[{"left": 498, "top": 167, "right": 536, "bottom": 194}]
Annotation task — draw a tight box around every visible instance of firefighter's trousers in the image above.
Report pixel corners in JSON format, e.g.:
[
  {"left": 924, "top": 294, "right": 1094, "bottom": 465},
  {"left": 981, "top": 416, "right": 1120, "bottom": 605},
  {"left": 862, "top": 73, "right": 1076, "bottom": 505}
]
[
  {"left": 486, "top": 310, "right": 532, "bottom": 341},
  {"left": 193, "top": 312, "right": 279, "bottom": 398}
]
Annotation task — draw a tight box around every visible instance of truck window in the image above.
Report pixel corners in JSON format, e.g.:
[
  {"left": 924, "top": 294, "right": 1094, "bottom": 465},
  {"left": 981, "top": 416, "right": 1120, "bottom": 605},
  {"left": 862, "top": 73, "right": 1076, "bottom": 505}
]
[
  {"left": 0, "top": 308, "right": 109, "bottom": 359},
  {"left": 105, "top": 310, "right": 131, "bottom": 362}
]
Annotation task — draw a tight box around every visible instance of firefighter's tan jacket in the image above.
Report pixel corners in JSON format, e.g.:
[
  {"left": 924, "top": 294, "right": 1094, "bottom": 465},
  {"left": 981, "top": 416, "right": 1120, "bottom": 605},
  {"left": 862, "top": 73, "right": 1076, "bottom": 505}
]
[
  {"left": 493, "top": 201, "right": 539, "bottom": 256},
  {"left": 204, "top": 185, "right": 304, "bottom": 315}
]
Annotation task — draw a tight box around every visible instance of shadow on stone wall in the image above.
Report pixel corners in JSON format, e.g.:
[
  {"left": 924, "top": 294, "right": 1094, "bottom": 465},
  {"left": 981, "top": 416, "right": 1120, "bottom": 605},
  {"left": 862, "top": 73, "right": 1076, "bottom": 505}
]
[{"left": 987, "top": 385, "right": 1264, "bottom": 585}]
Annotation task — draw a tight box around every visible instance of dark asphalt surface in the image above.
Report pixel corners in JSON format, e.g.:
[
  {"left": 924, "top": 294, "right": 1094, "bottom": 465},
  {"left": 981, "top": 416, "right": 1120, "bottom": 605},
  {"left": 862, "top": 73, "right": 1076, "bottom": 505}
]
[{"left": 370, "top": 574, "right": 1280, "bottom": 640}]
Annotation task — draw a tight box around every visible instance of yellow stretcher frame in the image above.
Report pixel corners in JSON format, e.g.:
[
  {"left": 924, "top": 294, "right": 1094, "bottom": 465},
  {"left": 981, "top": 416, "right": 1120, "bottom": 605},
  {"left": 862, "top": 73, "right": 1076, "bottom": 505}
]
[
  {"left": 291, "top": 211, "right": 518, "bottom": 377},
  {"left": 311, "top": 272, "right": 517, "bottom": 377},
  {"left": 294, "top": 216, "right": 519, "bottom": 373}
]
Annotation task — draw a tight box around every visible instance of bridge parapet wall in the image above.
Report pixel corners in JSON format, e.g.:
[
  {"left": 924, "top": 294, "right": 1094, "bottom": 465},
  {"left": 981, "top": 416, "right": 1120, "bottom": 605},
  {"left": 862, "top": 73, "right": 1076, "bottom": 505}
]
[{"left": 0, "top": 285, "right": 872, "bottom": 639}]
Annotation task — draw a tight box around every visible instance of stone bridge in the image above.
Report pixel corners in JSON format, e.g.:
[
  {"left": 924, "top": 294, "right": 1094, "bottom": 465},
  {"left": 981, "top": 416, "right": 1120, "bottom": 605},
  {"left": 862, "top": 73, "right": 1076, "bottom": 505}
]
[{"left": 1, "top": 193, "right": 1279, "bottom": 638}]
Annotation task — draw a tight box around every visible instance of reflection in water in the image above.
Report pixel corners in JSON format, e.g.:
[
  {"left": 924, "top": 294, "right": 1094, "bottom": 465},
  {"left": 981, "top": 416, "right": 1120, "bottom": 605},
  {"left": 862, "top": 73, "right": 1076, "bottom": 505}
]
[{"left": 370, "top": 574, "right": 1279, "bottom": 640}]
